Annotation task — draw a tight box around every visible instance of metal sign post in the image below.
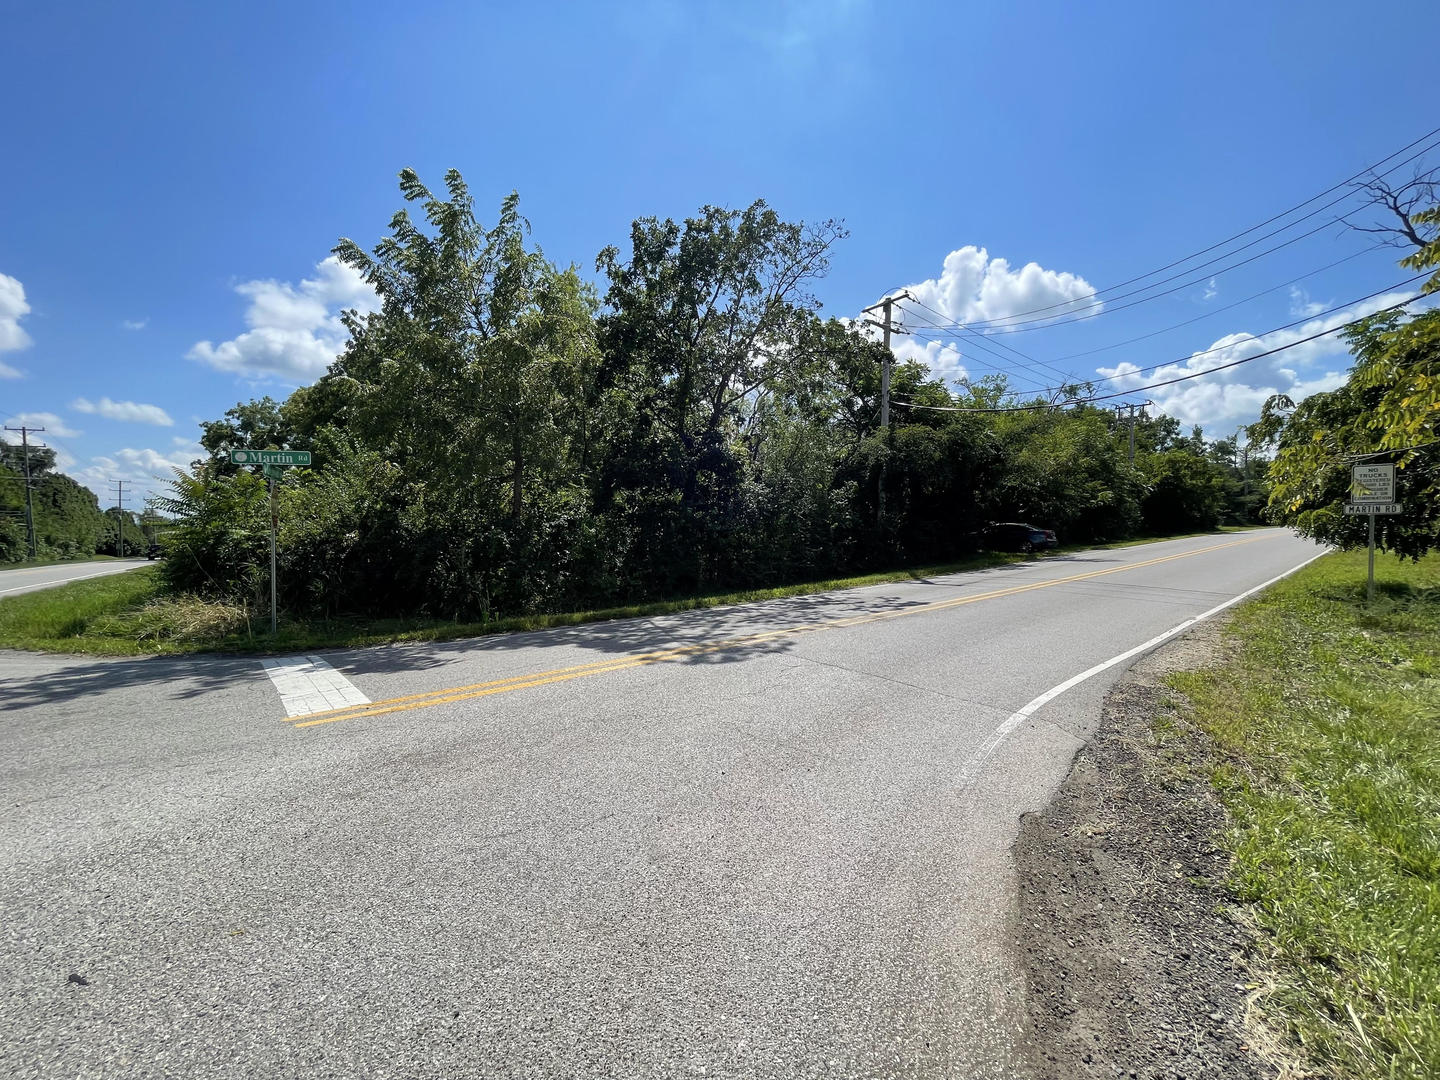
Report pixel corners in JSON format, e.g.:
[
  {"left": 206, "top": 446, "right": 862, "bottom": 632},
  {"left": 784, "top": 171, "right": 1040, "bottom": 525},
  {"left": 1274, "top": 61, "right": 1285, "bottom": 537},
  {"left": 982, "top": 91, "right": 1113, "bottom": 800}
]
[
  {"left": 230, "top": 450, "right": 311, "bottom": 633},
  {"left": 1347, "top": 463, "right": 1400, "bottom": 604}
]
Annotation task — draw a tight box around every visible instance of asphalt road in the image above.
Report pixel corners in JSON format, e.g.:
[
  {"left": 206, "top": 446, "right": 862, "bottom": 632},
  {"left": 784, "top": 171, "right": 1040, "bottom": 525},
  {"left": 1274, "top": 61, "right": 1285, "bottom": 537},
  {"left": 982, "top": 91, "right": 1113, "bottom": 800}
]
[
  {"left": 0, "top": 558, "right": 151, "bottom": 597},
  {"left": 0, "top": 529, "right": 1320, "bottom": 1079}
]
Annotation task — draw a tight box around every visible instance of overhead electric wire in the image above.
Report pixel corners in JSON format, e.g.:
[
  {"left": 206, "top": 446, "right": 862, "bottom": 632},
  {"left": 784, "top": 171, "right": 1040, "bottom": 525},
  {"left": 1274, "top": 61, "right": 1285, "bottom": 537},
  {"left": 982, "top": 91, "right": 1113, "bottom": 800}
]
[
  {"left": 909, "top": 126, "right": 1440, "bottom": 331},
  {"left": 899, "top": 295, "right": 1086, "bottom": 385},
  {"left": 902, "top": 206, "right": 1394, "bottom": 337},
  {"left": 890, "top": 287, "right": 1428, "bottom": 414},
  {"left": 902, "top": 272, "right": 1429, "bottom": 397},
  {"left": 1040, "top": 244, "right": 1384, "bottom": 363}
]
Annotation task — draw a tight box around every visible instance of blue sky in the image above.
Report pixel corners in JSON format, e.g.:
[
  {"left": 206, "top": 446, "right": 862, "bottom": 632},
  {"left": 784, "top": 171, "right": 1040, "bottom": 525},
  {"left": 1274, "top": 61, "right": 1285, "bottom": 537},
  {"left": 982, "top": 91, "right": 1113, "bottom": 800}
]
[{"left": 2, "top": 0, "right": 1437, "bottom": 504}]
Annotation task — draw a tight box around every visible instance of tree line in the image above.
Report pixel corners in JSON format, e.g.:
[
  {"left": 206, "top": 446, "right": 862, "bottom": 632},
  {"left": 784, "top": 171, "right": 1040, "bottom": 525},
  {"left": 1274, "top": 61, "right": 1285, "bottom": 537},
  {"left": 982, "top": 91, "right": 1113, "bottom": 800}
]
[
  {"left": 0, "top": 443, "right": 149, "bottom": 563},
  {"left": 158, "top": 169, "right": 1265, "bottom": 620}
]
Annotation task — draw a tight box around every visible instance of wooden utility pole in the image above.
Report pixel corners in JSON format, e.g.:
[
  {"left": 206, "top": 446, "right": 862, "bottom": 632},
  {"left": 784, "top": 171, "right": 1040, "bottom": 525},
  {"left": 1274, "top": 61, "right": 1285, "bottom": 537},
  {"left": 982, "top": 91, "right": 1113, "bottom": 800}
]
[
  {"left": 108, "top": 479, "right": 128, "bottom": 557},
  {"left": 1112, "top": 402, "right": 1153, "bottom": 465},
  {"left": 861, "top": 292, "right": 912, "bottom": 523},
  {"left": 4, "top": 424, "right": 45, "bottom": 558}
]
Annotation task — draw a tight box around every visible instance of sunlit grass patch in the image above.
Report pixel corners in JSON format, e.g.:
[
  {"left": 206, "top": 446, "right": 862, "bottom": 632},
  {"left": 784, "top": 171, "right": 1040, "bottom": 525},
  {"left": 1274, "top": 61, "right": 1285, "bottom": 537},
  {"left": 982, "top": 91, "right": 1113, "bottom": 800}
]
[{"left": 1169, "top": 549, "right": 1440, "bottom": 1078}]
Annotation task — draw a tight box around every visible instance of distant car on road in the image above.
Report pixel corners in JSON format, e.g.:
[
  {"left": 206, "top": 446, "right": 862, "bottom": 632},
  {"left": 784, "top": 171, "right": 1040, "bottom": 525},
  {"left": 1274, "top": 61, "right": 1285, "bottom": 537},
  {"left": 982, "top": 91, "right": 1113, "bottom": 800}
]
[
  {"left": 146, "top": 542, "right": 165, "bottom": 560},
  {"left": 983, "top": 522, "right": 1059, "bottom": 553}
]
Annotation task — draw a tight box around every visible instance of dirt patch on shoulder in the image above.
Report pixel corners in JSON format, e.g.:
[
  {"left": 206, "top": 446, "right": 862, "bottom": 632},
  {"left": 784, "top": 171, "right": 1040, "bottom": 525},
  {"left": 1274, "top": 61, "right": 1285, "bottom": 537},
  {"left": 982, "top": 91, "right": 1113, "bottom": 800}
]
[{"left": 1013, "top": 618, "right": 1277, "bottom": 1080}]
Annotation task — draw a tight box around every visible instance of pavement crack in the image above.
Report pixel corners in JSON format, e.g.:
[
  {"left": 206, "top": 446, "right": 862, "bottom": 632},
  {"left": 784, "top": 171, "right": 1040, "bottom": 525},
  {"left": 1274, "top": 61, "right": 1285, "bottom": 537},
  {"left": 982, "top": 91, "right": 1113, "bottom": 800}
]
[{"left": 790, "top": 653, "right": 1013, "bottom": 719}]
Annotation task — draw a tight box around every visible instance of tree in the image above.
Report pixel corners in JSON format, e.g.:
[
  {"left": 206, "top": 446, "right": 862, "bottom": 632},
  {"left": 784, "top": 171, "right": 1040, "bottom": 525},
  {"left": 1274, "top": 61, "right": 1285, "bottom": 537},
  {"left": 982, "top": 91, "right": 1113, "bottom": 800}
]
[
  {"left": 199, "top": 398, "right": 292, "bottom": 475},
  {"left": 593, "top": 200, "right": 845, "bottom": 593},
  {"left": 1254, "top": 308, "right": 1439, "bottom": 558}
]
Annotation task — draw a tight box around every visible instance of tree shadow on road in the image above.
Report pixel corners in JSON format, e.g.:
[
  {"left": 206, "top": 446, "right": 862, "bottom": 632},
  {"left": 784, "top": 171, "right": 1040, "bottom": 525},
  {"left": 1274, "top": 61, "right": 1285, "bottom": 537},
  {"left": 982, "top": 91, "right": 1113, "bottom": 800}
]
[{"left": 0, "top": 653, "right": 257, "bottom": 714}]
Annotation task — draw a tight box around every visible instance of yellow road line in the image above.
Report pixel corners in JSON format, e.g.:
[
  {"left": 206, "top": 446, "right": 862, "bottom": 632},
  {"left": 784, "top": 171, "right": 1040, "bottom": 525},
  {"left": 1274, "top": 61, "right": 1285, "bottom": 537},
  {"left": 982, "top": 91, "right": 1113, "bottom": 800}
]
[{"left": 289, "top": 533, "right": 1271, "bottom": 729}]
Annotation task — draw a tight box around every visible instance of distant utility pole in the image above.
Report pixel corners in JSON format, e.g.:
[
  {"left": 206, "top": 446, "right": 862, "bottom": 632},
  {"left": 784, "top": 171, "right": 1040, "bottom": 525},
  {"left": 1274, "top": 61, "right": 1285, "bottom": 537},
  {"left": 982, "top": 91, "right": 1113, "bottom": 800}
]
[
  {"left": 1235, "top": 426, "right": 1250, "bottom": 497},
  {"left": 1113, "top": 402, "right": 1153, "bottom": 466},
  {"left": 860, "top": 291, "right": 913, "bottom": 523},
  {"left": 109, "top": 479, "right": 128, "bottom": 558},
  {"left": 4, "top": 424, "right": 45, "bottom": 558}
]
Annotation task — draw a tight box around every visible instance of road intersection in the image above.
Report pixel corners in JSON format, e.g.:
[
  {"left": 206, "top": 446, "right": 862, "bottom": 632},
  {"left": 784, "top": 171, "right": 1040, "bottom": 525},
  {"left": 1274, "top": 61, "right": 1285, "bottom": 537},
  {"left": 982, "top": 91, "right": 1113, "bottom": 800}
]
[{"left": 0, "top": 529, "right": 1320, "bottom": 1078}]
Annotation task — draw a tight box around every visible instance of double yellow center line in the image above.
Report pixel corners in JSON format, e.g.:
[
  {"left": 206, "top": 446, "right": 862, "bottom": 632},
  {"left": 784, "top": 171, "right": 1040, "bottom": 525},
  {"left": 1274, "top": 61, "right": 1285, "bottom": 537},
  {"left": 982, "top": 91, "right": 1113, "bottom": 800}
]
[{"left": 287, "top": 534, "right": 1271, "bottom": 729}]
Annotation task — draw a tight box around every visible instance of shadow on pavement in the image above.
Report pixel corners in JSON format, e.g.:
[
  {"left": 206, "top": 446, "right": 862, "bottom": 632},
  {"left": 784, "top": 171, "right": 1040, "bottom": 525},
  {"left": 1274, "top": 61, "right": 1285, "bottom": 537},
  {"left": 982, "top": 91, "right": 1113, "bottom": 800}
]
[
  {"left": 342, "top": 558, "right": 1092, "bottom": 675},
  {"left": 0, "top": 653, "right": 257, "bottom": 714}
]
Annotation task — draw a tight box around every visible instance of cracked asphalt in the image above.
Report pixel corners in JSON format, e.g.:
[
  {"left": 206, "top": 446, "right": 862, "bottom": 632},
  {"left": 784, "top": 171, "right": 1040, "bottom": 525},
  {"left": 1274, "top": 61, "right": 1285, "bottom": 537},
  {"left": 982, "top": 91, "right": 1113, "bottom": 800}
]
[{"left": 0, "top": 530, "right": 1319, "bottom": 1078}]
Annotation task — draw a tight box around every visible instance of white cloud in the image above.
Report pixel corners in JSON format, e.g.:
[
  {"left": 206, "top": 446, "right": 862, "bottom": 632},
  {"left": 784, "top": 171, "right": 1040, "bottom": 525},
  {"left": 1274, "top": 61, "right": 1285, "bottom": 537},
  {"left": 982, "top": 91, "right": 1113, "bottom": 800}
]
[
  {"left": 0, "top": 361, "right": 19, "bottom": 379},
  {"left": 74, "top": 445, "right": 201, "bottom": 502},
  {"left": 121, "top": 317, "right": 149, "bottom": 331},
  {"left": 890, "top": 335, "right": 968, "bottom": 387},
  {"left": 188, "top": 255, "right": 379, "bottom": 382},
  {"left": 1096, "top": 290, "right": 1423, "bottom": 434},
  {"left": 1202, "top": 277, "right": 1218, "bottom": 301},
  {"left": 6, "top": 411, "right": 80, "bottom": 438},
  {"left": 895, "top": 246, "right": 1101, "bottom": 330},
  {"left": 852, "top": 245, "right": 1094, "bottom": 388},
  {"left": 72, "top": 397, "right": 174, "bottom": 426},
  {"left": 1288, "top": 286, "right": 1326, "bottom": 318},
  {"left": 0, "top": 272, "right": 34, "bottom": 358}
]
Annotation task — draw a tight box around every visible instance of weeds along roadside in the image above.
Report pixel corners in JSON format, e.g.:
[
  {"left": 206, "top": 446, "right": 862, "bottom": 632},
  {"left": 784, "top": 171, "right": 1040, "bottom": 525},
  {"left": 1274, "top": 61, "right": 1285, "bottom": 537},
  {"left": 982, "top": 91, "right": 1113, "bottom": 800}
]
[{"left": 1167, "top": 549, "right": 1439, "bottom": 1080}]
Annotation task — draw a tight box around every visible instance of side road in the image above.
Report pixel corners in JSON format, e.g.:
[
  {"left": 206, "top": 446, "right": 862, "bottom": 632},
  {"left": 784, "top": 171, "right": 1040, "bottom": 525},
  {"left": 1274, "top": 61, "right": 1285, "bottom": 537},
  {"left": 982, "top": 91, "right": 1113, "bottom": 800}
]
[{"left": 0, "top": 559, "right": 150, "bottom": 598}]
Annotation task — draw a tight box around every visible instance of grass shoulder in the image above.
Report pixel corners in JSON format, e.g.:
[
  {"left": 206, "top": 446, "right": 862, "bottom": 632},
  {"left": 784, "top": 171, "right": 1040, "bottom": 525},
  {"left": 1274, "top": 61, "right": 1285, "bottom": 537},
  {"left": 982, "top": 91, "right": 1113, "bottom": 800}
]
[
  {"left": 1167, "top": 548, "right": 1439, "bottom": 1079},
  {"left": 0, "top": 552, "right": 1027, "bottom": 656}
]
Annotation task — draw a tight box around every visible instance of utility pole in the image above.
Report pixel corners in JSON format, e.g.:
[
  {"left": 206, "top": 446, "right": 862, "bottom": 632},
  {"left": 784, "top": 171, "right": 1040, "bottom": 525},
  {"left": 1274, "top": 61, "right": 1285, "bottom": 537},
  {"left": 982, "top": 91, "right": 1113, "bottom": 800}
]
[
  {"left": 862, "top": 291, "right": 912, "bottom": 431},
  {"left": 4, "top": 424, "right": 45, "bottom": 559},
  {"left": 109, "top": 479, "right": 128, "bottom": 558},
  {"left": 861, "top": 292, "right": 912, "bottom": 523},
  {"left": 1113, "top": 402, "right": 1153, "bottom": 466}
]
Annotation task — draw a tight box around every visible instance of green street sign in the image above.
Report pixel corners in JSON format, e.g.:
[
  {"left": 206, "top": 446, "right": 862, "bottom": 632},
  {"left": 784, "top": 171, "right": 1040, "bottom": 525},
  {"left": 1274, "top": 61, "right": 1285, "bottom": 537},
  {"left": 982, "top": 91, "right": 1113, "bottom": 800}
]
[{"left": 229, "top": 449, "right": 311, "bottom": 466}]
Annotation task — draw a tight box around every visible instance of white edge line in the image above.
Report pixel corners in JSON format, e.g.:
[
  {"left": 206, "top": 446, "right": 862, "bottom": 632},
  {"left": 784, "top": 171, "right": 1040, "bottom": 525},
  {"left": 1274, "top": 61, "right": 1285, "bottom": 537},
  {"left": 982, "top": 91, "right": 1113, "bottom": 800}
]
[
  {"left": 0, "top": 565, "right": 146, "bottom": 595},
  {"left": 985, "top": 549, "right": 1330, "bottom": 756}
]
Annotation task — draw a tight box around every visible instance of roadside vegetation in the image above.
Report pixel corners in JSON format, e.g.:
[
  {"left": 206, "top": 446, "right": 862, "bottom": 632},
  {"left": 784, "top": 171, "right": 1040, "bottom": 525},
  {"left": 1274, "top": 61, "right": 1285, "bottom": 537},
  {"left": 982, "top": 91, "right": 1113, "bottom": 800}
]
[
  {"left": 140, "top": 169, "right": 1263, "bottom": 627},
  {"left": 0, "top": 530, "right": 1252, "bottom": 656},
  {"left": 1169, "top": 550, "right": 1440, "bottom": 1078},
  {"left": 0, "top": 552, "right": 1038, "bottom": 656}
]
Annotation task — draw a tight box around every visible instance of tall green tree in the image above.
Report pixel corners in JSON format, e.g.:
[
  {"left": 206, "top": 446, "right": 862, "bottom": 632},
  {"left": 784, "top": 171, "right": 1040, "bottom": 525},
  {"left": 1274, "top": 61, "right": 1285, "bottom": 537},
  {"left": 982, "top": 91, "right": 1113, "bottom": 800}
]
[{"left": 1254, "top": 307, "right": 1439, "bottom": 557}]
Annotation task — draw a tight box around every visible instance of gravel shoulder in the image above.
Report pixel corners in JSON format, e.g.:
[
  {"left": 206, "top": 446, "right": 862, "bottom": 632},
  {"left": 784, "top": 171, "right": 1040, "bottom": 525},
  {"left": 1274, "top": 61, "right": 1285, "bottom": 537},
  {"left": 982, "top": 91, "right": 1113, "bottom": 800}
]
[{"left": 1012, "top": 618, "right": 1285, "bottom": 1080}]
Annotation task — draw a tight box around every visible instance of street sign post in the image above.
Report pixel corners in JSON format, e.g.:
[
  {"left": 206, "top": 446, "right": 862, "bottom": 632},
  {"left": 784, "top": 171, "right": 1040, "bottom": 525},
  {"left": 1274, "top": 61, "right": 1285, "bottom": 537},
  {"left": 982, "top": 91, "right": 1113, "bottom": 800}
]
[
  {"left": 1349, "top": 462, "right": 1401, "bottom": 605},
  {"left": 229, "top": 449, "right": 312, "bottom": 633}
]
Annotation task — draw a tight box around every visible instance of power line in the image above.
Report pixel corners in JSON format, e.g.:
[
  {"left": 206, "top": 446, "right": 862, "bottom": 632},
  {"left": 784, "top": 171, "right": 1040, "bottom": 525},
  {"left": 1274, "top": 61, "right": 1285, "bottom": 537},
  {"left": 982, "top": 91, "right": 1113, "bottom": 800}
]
[
  {"left": 920, "top": 126, "right": 1440, "bottom": 331},
  {"left": 904, "top": 210, "right": 1364, "bottom": 336},
  {"left": 892, "top": 291, "right": 1425, "bottom": 414},
  {"left": 901, "top": 273, "right": 1430, "bottom": 398},
  {"left": 1040, "top": 244, "right": 1383, "bottom": 364}
]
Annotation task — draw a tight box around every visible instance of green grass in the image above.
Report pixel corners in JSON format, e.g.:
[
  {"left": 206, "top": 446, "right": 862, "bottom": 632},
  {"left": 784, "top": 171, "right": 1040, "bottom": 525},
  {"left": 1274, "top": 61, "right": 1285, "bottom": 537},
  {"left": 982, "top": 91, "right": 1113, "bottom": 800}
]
[{"left": 1168, "top": 549, "right": 1440, "bottom": 1079}]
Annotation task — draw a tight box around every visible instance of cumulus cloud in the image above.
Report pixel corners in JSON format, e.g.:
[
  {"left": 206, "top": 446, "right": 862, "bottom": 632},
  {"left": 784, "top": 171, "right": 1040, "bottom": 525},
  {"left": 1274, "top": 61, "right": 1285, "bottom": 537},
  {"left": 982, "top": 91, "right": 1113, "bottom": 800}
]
[
  {"left": 6, "top": 411, "right": 80, "bottom": 438},
  {"left": 890, "top": 335, "right": 968, "bottom": 387},
  {"left": 188, "top": 256, "right": 379, "bottom": 382},
  {"left": 851, "top": 245, "right": 1095, "bottom": 388},
  {"left": 897, "top": 245, "right": 1101, "bottom": 329},
  {"left": 72, "top": 397, "right": 175, "bottom": 427},
  {"left": 0, "top": 272, "right": 34, "bottom": 368},
  {"left": 1096, "top": 290, "right": 1423, "bottom": 433},
  {"left": 74, "top": 445, "right": 202, "bottom": 502}
]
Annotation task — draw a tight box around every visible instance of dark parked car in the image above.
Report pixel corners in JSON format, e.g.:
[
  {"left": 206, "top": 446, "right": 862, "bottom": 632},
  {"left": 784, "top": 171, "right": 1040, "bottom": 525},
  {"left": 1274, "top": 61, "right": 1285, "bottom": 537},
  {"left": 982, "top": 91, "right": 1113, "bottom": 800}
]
[
  {"left": 983, "top": 522, "right": 1058, "bottom": 553},
  {"left": 146, "top": 542, "right": 165, "bottom": 560}
]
